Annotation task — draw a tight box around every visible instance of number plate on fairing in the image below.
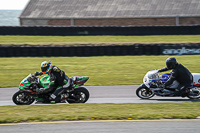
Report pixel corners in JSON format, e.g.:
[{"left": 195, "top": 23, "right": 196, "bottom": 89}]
[{"left": 192, "top": 73, "right": 200, "bottom": 86}]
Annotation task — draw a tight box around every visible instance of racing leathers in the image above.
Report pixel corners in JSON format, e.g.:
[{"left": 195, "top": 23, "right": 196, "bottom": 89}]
[
  {"left": 34, "top": 66, "right": 73, "bottom": 102},
  {"left": 158, "top": 63, "right": 193, "bottom": 96}
]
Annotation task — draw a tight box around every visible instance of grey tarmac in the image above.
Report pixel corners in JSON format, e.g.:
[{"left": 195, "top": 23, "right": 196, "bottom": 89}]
[
  {"left": 0, "top": 85, "right": 200, "bottom": 106},
  {"left": 1, "top": 85, "right": 200, "bottom": 132},
  {"left": 1, "top": 120, "right": 200, "bottom": 133}
]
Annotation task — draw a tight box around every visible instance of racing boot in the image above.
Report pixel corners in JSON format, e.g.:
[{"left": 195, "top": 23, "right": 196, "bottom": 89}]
[
  {"left": 49, "top": 87, "right": 64, "bottom": 104},
  {"left": 180, "top": 90, "right": 187, "bottom": 97},
  {"left": 178, "top": 86, "right": 188, "bottom": 97},
  {"left": 49, "top": 94, "right": 56, "bottom": 104}
]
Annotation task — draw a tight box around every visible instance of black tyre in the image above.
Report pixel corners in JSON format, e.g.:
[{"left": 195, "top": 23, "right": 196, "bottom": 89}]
[
  {"left": 187, "top": 87, "right": 200, "bottom": 99},
  {"left": 136, "top": 86, "right": 155, "bottom": 99},
  {"left": 12, "top": 91, "right": 35, "bottom": 105},
  {"left": 67, "top": 87, "right": 89, "bottom": 103}
]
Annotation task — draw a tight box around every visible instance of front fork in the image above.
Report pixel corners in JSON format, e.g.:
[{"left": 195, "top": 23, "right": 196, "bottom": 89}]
[{"left": 140, "top": 84, "right": 152, "bottom": 93}]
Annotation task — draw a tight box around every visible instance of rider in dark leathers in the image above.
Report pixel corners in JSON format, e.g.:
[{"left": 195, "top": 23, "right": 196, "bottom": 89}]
[
  {"left": 158, "top": 57, "right": 193, "bottom": 97},
  {"left": 33, "top": 60, "right": 73, "bottom": 103}
]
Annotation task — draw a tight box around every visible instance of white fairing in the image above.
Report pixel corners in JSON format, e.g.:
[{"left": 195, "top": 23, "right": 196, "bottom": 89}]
[
  {"left": 143, "top": 70, "right": 159, "bottom": 88},
  {"left": 192, "top": 73, "right": 200, "bottom": 86},
  {"left": 140, "top": 70, "right": 200, "bottom": 99},
  {"left": 143, "top": 70, "right": 200, "bottom": 89}
]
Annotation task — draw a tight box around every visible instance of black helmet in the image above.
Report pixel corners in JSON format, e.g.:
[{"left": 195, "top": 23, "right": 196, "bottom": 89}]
[{"left": 166, "top": 57, "right": 177, "bottom": 69}]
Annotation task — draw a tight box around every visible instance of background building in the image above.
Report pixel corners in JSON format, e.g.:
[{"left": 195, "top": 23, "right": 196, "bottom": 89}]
[{"left": 20, "top": 0, "right": 200, "bottom": 26}]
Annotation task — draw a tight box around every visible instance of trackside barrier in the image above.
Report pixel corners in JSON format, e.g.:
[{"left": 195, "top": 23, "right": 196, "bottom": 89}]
[
  {"left": 0, "top": 25, "right": 200, "bottom": 35},
  {"left": 1, "top": 43, "right": 200, "bottom": 57}
]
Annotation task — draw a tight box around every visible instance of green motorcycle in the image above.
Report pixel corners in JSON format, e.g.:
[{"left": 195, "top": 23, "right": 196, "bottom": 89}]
[{"left": 12, "top": 73, "right": 90, "bottom": 105}]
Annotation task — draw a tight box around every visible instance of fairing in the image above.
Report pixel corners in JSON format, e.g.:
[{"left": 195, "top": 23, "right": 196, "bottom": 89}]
[
  {"left": 71, "top": 76, "right": 89, "bottom": 87},
  {"left": 143, "top": 70, "right": 200, "bottom": 89},
  {"left": 19, "top": 74, "right": 89, "bottom": 90},
  {"left": 19, "top": 74, "right": 32, "bottom": 90}
]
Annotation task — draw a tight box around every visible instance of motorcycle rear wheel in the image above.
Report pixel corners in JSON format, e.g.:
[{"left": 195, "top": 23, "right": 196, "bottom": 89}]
[
  {"left": 67, "top": 87, "right": 89, "bottom": 103},
  {"left": 12, "top": 91, "right": 35, "bottom": 105},
  {"left": 136, "top": 86, "right": 155, "bottom": 99},
  {"left": 187, "top": 87, "right": 200, "bottom": 99}
]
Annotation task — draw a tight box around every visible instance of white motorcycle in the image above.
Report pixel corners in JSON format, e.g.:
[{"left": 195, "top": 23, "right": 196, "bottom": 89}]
[{"left": 136, "top": 70, "right": 200, "bottom": 99}]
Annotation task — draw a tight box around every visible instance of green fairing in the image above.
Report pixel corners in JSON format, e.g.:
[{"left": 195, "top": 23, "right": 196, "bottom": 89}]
[
  {"left": 19, "top": 74, "right": 89, "bottom": 91},
  {"left": 40, "top": 75, "right": 51, "bottom": 88},
  {"left": 19, "top": 74, "right": 32, "bottom": 90},
  {"left": 71, "top": 76, "right": 89, "bottom": 87},
  {"left": 40, "top": 75, "right": 89, "bottom": 88},
  {"left": 19, "top": 83, "right": 31, "bottom": 90}
]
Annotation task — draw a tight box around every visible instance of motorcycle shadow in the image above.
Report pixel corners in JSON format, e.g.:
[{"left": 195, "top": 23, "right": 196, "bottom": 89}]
[{"left": 144, "top": 98, "right": 200, "bottom": 102}]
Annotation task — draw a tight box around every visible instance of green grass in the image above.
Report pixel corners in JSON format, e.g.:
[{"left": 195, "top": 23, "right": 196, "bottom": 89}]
[
  {"left": 1, "top": 56, "right": 200, "bottom": 124},
  {"left": 1, "top": 36, "right": 200, "bottom": 124},
  {"left": 0, "top": 103, "right": 200, "bottom": 123},
  {"left": 0, "top": 35, "right": 200, "bottom": 44},
  {"left": 0, "top": 55, "right": 200, "bottom": 87}
]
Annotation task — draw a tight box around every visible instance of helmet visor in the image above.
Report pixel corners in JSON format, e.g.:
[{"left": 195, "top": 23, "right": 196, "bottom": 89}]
[
  {"left": 41, "top": 66, "right": 48, "bottom": 73},
  {"left": 166, "top": 61, "right": 176, "bottom": 69}
]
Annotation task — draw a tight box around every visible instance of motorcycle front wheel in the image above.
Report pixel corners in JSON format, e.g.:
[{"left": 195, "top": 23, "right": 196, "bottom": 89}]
[
  {"left": 12, "top": 91, "right": 35, "bottom": 105},
  {"left": 67, "top": 87, "right": 90, "bottom": 103},
  {"left": 136, "top": 86, "right": 155, "bottom": 99}
]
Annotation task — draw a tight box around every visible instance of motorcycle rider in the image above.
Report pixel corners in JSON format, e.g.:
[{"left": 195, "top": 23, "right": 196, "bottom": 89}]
[
  {"left": 33, "top": 60, "right": 73, "bottom": 103},
  {"left": 157, "top": 57, "right": 193, "bottom": 97}
]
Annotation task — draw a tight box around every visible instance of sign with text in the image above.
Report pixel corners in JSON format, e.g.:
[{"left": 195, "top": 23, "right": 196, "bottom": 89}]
[{"left": 162, "top": 46, "right": 200, "bottom": 55}]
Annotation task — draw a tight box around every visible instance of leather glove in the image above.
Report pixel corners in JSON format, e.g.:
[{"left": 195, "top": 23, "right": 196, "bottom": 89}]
[
  {"left": 34, "top": 71, "right": 43, "bottom": 76},
  {"left": 155, "top": 69, "right": 159, "bottom": 73}
]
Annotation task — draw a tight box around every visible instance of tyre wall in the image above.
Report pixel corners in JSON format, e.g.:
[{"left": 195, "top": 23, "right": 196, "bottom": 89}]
[
  {"left": 1, "top": 44, "right": 200, "bottom": 57},
  {"left": 0, "top": 25, "right": 200, "bottom": 35}
]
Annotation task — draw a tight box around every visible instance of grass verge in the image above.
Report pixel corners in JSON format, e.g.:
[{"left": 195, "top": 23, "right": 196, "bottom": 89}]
[
  {"left": 1, "top": 55, "right": 200, "bottom": 87},
  {"left": 0, "top": 103, "right": 200, "bottom": 124},
  {"left": 0, "top": 35, "right": 200, "bottom": 44}
]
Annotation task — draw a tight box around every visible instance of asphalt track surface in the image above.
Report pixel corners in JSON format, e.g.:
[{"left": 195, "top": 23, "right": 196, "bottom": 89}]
[
  {"left": 1, "top": 120, "right": 200, "bottom": 133},
  {"left": 0, "top": 85, "right": 200, "bottom": 106},
  {"left": 1, "top": 85, "right": 200, "bottom": 132}
]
